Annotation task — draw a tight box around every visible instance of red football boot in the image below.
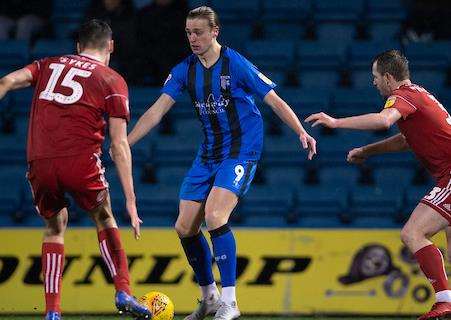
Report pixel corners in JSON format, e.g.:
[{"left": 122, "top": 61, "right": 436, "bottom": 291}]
[{"left": 418, "top": 302, "right": 451, "bottom": 320}]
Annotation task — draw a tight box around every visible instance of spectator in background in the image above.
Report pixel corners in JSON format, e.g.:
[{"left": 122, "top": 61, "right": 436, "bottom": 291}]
[
  {"left": 136, "top": 0, "right": 190, "bottom": 85},
  {"left": 85, "top": 0, "right": 137, "bottom": 80},
  {"left": 0, "top": 0, "right": 52, "bottom": 42},
  {"left": 405, "top": 0, "right": 451, "bottom": 42}
]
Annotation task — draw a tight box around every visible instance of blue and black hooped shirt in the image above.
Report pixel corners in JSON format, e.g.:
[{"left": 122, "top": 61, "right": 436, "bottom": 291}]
[{"left": 162, "top": 46, "right": 276, "bottom": 163}]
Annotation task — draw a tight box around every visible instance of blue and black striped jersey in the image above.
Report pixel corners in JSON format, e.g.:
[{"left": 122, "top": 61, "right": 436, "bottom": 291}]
[{"left": 162, "top": 46, "right": 276, "bottom": 162}]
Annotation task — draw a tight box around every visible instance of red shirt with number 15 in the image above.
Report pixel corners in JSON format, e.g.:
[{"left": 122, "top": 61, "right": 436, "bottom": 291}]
[{"left": 25, "top": 54, "right": 130, "bottom": 162}]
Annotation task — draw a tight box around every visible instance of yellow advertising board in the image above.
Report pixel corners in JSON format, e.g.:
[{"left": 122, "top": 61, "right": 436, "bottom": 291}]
[{"left": 0, "top": 228, "right": 447, "bottom": 315}]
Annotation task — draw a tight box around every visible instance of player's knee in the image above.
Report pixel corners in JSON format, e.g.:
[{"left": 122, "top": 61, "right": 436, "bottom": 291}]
[
  {"left": 400, "top": 225, "right": 421, "bottom": 247},
  {"left": 204, "top": 209, "right": 227, "bottom": 229},
  {"left": 400, "top": 227, "right": 411, "bottom": 246},
  {"left": 90, "top": 202, "right": 116, "bottom": 227},
  {"left": 174, "top": 220, "right": 195, "bottom": 237},
  {"left": 45, "top": 221, "right": 66, "bottom": 237}
]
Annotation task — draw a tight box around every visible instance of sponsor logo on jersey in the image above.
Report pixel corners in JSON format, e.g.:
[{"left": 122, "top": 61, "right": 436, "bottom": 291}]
[
  {"left": 194, "top": 93, "right": 230, "bottom": 115},
  {"left": 384, "top": 96, "right": 397, "bottom": 109}
]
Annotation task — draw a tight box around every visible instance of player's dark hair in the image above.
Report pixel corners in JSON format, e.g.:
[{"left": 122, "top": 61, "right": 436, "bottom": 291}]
[
  {"left": 187, "top": 6, "right": 220, "bottom": 29},
  {"left": 78, "top": 19, "right": 112, "bottom": 50},
  {"left": 373, "top": 50, "right": 410, "bottom": 81}
]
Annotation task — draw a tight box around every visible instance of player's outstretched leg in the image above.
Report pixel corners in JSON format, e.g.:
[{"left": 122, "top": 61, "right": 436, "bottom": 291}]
[
  {"left": 42, "top": 209, "right": 67, "bottom": 320},
  {"left": 176, "top": 200, "right": 220, "bottom": 320},
  {"left": 90, "top": 196, "right": 151, "bottom": 319},
  {"left": 400, "top": 203, "right": 451, "bottom": 320}
]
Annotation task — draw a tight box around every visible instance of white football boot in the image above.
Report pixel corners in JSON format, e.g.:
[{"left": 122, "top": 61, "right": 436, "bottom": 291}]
[
  {"left": 213, "top": 301, "right": 241, "bottom": 320},
  {"left": 184, "top": 292, "right": 221, "bottom": 320}
]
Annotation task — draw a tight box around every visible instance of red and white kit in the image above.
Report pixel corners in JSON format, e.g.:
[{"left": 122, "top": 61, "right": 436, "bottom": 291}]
[
  {"left": 25, "top": 54, "right": 130, "bottom": 217},
  {"left": 384, "top": 84, "right": 451, "bottom": 221}
]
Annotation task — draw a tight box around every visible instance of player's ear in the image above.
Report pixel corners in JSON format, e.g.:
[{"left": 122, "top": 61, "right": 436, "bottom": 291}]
[
  {"left": 383, "top": 72, "right": 391, "bottom": 84},
  {"left": 385, "top": 73, "right": 396, "bottom": 85},
  {"left": 108, "top": 40, "right": 114, "bottom": 54},
  {"left": 212, "top": 26, "right": 219, "bottom": 38},
  {"left": 76, "top": 42, "right": 81, "bottom": 54}
]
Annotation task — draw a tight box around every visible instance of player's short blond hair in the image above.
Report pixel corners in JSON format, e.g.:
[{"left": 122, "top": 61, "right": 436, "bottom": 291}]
[{"left": 187, "top": 6, "right": 220, "bottom": 29}]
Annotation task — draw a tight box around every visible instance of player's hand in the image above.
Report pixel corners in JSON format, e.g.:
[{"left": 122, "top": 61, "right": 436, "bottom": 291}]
[
  {"left": 299, "top": 132, "right": 317, "bottom": 160},
  {"left": 347, "top": 147, "right": 367, "bottom": 164},
  {"left": 126, "top": 200, "right": 142, "bottom": 240},
  {"left": 305, "top": 112, "right": 338, "bottom": 128}
]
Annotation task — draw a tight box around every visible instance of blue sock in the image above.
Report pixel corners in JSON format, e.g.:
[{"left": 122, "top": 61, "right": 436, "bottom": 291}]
[
  {"left": 209, "top": 224, "right": 236, "bottom": 287},
  {"left": 180, "top": 232, "right": 214, "bottom": 286}
]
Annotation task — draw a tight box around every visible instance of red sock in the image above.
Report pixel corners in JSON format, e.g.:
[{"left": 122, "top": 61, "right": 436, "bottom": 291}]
[
  {"left": 42, "top": 242, "right": 64, "bottom": 313},
  {"left": 98, "top": 228, "right": 130, "bottom": 294},
  {"left": 414, "top": 244, "right": 449, "bottom": 292}
]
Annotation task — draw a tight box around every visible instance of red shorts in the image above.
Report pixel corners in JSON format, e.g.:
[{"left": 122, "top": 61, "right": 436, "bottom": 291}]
[
  {"left": 27, "top": 153, "right": 109, "bottom": 218},
  {"left": 420, "top": 175, "right": 451, "bottom": 224}
]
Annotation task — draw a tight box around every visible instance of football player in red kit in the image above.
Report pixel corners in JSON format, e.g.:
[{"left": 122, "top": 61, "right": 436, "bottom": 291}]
[
  {"left": 306, "top": 50, "right": 451, "bottom": 320},
  {"left": 0, "top": 20, "right": 151, "bottom": 320}
]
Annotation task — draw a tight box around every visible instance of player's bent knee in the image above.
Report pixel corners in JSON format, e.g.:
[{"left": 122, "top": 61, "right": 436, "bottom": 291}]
[
  {"left": 400, "top": 225, "right": 423, "bottom": 248},
  {"left": 44, "top": 210, "right": 68, "bottom": 237},
  {"left": 204, "top": 209, "right": 228, "bottom": 230},
  {"left": 174, "top": 220, "right": 196, "bottom": 237},
  {"left": 400, "top": 227, "right": 411, "bottom": 246},
  {"left": 44, "top": 220, "right": 66, "bottom": 237},
  {"left": 89, "top": 199, "right": 117, "bottom": 229}
]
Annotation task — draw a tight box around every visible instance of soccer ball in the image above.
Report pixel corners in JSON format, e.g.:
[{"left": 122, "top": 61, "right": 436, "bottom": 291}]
[{"left": 138, "top": 291, "right": 174, "bottom": 320}]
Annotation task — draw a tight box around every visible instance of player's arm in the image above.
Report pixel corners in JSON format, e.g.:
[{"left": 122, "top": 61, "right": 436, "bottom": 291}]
[
  {"left": 109, "top": 117, "right": 142, "bottom": 239},
  {"left": 264, "top": 89, "right": 317, "bottom": 160},
  {"left": 305, "top": 108, "right": 402, "bottom": 131},
  {"left": 0, "top": 68, "right": 34, "bottom": 100},
  {"left": 347, "top": 133, "right": 410, "bottom": 164},
  {"left": 127, "top": 93, "right": 175, "bottom": 146}
]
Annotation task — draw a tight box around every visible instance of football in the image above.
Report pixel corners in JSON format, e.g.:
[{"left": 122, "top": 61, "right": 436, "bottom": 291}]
[{"left": 138, "top": 291, "right": 174, "bottom": 320}]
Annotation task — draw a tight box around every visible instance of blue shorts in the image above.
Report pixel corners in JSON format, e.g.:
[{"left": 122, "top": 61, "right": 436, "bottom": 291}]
[{"left": 179, "top": 158, "right": 258, "bottom": 201}]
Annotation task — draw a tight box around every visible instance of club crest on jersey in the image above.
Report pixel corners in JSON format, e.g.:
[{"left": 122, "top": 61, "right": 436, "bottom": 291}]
[
  {"left": 220, "top": 75, "right": 231, "bottom": 90},
  {"left": 384, "top": 96, "right": 396, "bottom": 109}
]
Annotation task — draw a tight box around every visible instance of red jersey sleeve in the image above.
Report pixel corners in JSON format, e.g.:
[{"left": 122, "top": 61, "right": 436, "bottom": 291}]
[
  {"left": 383, "top": 94, "right": 417, "bottom": 119},
  {"left": 104, "top": 73, "right": 130, "bottom": 122},
  {"left": 24, "top": 60, "right": 42, "bottom": 86}
]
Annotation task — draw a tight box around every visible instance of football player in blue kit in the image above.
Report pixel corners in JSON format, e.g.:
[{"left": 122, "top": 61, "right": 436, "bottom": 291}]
[{"left": 128, "top": 6, "right": 317, "bottom": 320}]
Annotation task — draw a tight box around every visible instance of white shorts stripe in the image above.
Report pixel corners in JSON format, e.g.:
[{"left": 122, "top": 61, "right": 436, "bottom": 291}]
[
  {"left": 436, "top": 190, "right": 451, "bottom": 205},
  {"left": 94, "top": 153, "right": 108, "bottom": 189},
  {"left": 432, "top": 188, "right": 448, "bottom": 205},
  {"left": 433, "top": 180, "right": 451, "bottom": 205}
]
